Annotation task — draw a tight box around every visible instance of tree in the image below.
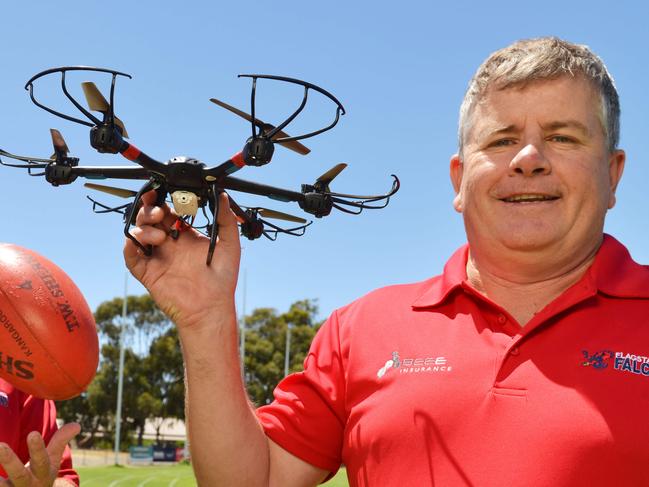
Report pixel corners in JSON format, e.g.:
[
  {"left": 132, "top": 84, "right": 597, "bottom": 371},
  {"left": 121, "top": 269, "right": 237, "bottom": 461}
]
[
  {"left": 58, "top": 295, "right": 322, "bottom": 446},
  {"left": 243, "top": 299, "right": 322, "bottom": 405},
  {"left": 58, "top": 294, "right": 171, "bottom": 448}
]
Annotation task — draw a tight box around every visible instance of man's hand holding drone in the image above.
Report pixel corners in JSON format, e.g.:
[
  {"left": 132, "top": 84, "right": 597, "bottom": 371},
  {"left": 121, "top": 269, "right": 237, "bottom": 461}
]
[{"left": 124, "top": 190, "right": 241, "bottom": 331}]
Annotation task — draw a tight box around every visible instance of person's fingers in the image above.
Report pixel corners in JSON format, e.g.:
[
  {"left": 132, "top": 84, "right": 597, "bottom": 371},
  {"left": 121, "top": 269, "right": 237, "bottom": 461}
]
[
  {"left": 26, "top": 432, "right": 50, "bottom": 481},
  {"left": 216, "top": 192, "right": 242, "bottom": 248},
  {"left": 129, "top": 226, "right": 169, "bottom": 247},
  {"left": 140, "top": 189, "right": 159, "bottom": 206},
  {"left": 136, "top": 192, "right": 176, "bottom": 229},
  {"left": 45, "top": 423, "right": 80, "bottom": 468},
  {"left": 135, "top": 204, "right": 166, "bottom": 227},
  {"left": 0, "top": 442, "right": 30, "bottom": 486}
]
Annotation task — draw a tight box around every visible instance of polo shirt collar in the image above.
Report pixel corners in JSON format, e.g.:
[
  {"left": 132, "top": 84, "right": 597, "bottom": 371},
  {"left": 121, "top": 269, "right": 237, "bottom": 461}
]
[
  {"left": 588, "top": 234, "right": 649, "bottom": 299},
  {"left": 411, "top": 234, "right": 649, "bottom": 309},
  {"left": 411, "top": 244, "right": 468, "bottom": 308}
]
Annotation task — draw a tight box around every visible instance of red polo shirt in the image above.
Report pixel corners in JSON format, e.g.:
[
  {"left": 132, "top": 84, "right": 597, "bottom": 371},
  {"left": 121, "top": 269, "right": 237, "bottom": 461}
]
[
  {"left": 0, "top": 379, "right": 78, "bottom": 485},
  {"left": 258, "top": 235, "right": 649, "bottom": 486}
]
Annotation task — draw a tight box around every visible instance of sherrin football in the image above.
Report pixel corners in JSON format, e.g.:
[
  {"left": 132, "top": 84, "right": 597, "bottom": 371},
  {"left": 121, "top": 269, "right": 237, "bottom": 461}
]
[{"left": 0, "top": 243, "right": 99, "bottom": 400}]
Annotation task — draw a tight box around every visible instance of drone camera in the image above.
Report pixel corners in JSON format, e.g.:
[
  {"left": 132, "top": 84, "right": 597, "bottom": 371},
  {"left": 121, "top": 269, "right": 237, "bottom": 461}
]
[
  {"left": 242, "top": 137, "right": 275, "bottom": 166},
  {"left": 171, "top": 190, "right": 199, "bottom": 217}
]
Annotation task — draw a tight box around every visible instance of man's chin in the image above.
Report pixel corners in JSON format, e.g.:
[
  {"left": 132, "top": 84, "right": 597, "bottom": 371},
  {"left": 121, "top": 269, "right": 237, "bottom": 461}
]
[{"left": 483, "top": 229, "right": 565, "bottom": 254}]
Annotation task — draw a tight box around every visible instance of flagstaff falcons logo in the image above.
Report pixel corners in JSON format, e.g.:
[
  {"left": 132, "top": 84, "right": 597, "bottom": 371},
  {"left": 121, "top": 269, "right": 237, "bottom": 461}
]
[{"left": 581, "top": 349, "right": 649, "bottom": 377}]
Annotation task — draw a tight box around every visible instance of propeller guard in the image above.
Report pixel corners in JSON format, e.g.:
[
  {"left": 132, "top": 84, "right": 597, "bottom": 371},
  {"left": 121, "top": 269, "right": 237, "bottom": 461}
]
[
  {"left": 24, "top": 66, "right": 132, "bottom": 135},
  {"left": 240, "top": 74, "right": 346, "bottom": 147}
]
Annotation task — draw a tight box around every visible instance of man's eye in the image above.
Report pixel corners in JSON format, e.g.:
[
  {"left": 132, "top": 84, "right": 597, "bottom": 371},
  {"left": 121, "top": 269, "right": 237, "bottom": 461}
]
[
  {"left": 490, "top": 139, "right": 515, "bottom": 147},
  {"left": 550, "top": 135, "right": 574, "bottom": 143}
]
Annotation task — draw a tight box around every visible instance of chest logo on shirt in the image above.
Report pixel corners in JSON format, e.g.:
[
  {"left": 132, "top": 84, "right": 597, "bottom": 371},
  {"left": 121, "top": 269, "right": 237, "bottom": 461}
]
[
  {"left": 581, "top": 349, "right": 649, "bottom": 377},
  {"left": 377, "top": 351, "right": 452, "bottom": 378},
  {"left": 0, "top": 392, "right": 8, "bottom": 408},
  {"left": 581, "top": 350, "right": 614, "bottom": 369}
]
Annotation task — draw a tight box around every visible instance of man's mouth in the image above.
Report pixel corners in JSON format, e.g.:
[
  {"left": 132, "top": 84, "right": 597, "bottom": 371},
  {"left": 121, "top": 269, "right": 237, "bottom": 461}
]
[{"left": 500, "top": 194, "right": 560, "bottom": 203}]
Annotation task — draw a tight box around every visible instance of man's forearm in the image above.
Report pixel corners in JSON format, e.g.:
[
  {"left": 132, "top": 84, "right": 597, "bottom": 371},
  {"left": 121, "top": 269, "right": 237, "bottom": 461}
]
[{"left": 180, "top": 308, "right": 270, "bottom": 486}]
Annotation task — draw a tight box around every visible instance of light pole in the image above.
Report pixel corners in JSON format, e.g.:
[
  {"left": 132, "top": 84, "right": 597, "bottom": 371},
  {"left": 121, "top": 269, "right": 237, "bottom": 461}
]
[
  {"left": 114, "top": 272, "right": 128, "bottom": 465},
  {"left": 284, "top": 322, "right": 292, "bottom": 377}
]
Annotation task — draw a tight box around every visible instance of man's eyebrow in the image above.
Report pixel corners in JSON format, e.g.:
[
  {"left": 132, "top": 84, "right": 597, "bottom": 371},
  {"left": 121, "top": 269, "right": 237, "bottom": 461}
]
[
  {"left": 483, "top": 124, "right": 519, "bottom": 138},
  {"left": 542, "top": 120, "right": 591, "bottom": 136}
]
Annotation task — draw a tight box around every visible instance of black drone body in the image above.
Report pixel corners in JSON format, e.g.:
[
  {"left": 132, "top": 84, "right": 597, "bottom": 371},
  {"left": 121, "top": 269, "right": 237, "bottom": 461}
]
[{"left": 0, "top": 66, "right": 400, "bottom": 264}]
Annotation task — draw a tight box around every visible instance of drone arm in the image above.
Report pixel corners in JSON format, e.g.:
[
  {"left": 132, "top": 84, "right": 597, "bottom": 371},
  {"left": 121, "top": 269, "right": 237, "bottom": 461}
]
[
  {"left": 203, "top": 152, "right": 248, "bottom": 179},
  {"left": 226, "top": 194, "right": 253, "bottom": 223},
  {"left": 72, "top": 166, "right": 151, "bottom": 180},
  {"left": 119, "top": 142, "right": 168, "bottom": 176},
  {"left": 221, "top": 176, "right": 305, "bottom": 203}
]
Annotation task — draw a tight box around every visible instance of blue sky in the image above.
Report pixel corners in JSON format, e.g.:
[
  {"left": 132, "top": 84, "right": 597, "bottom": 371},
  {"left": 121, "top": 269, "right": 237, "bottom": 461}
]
[{"left": 1, "top": 1, "right": 649, "bottom": 320}]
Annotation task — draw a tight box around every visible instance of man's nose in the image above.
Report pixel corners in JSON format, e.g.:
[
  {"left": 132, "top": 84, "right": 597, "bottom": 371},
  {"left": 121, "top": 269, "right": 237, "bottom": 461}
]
[{"left": 509, "top": 143, "right": 551, "bottom": 176}]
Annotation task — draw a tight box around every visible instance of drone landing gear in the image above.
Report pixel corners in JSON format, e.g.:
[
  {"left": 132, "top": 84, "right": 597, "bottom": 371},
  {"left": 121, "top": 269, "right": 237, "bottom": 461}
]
[
  {"left": 121, "top": 180, "right": 221, "bottom": 265},
  {"left": 122, "top": 179, "right": 166, "bottom": 257}
]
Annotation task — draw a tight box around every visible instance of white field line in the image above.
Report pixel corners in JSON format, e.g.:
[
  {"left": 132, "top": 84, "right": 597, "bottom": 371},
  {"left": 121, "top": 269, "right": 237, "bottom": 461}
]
[
  {"left": 169, "top": 474, "right": 195, "bottom": 486},
  {"left": 136, "top": 475, "right": 157, "bottom": 486},
  {"left": 80, "top": 474, "right": 117, "bottom": 486},
  {"left": 107, "top": 475, "right": 136, "bottom": 487}
]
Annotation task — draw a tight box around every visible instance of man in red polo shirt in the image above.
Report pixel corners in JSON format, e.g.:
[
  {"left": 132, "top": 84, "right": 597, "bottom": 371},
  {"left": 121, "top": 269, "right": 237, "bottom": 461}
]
[
  {"left": 0, "top": 379, "right": 79, "bottom": 486},
  {"left": 124, "top": 37, "right": 648, "bottom": 486}
]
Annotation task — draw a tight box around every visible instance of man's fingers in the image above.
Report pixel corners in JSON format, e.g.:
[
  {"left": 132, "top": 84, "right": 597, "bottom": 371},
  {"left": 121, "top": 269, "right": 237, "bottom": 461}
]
[
  {"left": 216, "top": 192, "right": 242, "bottom": 247},
  {"left": 130, "top": 226, "right": 169, "bottom": 247},
  {"left": 45, "top": 423, "right": 80, "bottom": 466},
  {"left": 135, "top": 204, "right": 166, "bottom": 227},
  {"left": 136, "top": 191, "right": 177, "bottom": 228},
  {"left": 26, "top": 432, "right": 50, "bottom": 481},
  {"left": 0, "top": 443, "right": 30, "bottom": 486}
]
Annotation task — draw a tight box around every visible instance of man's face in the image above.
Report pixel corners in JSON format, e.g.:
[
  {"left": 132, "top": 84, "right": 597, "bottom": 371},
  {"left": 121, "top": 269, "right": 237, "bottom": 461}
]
[{"left": 450, "top": 76, "right": 625, "bottom": 259}]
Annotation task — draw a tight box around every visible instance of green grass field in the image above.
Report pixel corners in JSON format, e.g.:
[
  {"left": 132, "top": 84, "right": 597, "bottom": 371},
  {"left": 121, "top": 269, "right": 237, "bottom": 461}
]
[{"left": 77, "top": 465, "right": 349, "bottom": 486}]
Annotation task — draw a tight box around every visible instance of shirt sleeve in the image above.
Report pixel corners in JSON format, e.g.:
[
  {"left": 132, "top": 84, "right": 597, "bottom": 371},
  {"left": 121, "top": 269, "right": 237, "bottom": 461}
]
[
  {"left": 20, "top": 395, "right": 79, "bottom": 486},
  {"left": 257, "top": 309, "right": 347, "bottom": 474}
]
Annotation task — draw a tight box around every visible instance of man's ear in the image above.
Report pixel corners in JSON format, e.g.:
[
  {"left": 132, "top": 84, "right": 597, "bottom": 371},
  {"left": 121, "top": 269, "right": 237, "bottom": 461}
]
[
  {"left": 607, "top": 149, "right": 626, "bottom": 209},
  {"left": 450, "top": 154, "right": 464, "bottom": 213}
]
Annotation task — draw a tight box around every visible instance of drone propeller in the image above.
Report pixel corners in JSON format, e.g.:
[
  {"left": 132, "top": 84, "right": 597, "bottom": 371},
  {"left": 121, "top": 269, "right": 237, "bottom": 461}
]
[
  {"left": 81, "top": 82, "right": 129, "bottom": 138},
  {"left": 84, "top": 182, "right": 137, "bottom": 198},
  {"left": 49, "top": 129, "right": 70, "bottom": 160},
  {"left": 245, "top": 207, "right": 307, "bottom": 224},
  {"left": 209, "top": 98, "right": 310, "bottom": 155},
  {"left": 315, "top": 163, "right": 347, "bottom": 189}
]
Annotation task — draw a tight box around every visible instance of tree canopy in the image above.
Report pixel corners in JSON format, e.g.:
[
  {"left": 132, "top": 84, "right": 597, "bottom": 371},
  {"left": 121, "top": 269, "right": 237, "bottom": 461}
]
[{"left": 57, "top": 295, "right": 322, "bottom": 448}]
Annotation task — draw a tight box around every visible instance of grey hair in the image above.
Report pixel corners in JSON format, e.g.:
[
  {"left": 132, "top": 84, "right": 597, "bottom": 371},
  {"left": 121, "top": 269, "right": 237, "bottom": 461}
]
[{"left": 458, "top": 37, "right": 620, "bottom": 155}]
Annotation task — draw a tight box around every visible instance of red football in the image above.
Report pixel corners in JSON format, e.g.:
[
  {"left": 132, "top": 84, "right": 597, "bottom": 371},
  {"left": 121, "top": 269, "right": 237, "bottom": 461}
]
[{"left": 0, "top": 243, "right": 99, "bottom": 400}]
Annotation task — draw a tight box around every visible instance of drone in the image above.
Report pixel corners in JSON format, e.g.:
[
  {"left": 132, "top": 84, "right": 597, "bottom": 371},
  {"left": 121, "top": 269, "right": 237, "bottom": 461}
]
[{"left": 0, "top": 67, "right": 399, "bottom": 264}]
